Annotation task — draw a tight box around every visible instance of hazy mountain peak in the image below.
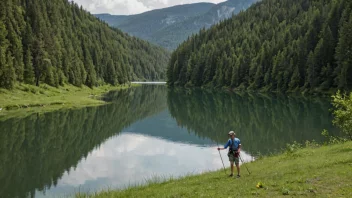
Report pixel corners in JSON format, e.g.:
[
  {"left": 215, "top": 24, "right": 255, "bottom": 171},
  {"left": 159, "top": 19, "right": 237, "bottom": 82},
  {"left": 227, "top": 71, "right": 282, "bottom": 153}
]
[{"left": 96, "top": 0, "right": 258, "bottom": 50}]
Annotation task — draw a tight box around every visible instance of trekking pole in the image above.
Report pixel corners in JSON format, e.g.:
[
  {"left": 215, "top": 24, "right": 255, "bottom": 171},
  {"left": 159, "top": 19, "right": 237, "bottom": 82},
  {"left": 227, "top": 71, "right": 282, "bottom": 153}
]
[
  {"left": 239, "top": 154, "right": 251, "bottom": 175},
  {"left": 215, "top": 132, "right": 227, "bottom": 175}
]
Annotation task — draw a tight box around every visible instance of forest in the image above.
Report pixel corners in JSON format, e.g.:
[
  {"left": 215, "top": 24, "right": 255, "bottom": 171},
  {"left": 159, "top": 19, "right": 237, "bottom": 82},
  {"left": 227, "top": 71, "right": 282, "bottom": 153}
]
[
  {"left": 0, "top": 85, "right": 166, "bottom": 198},
  {"left": 0, "top": 0, "right": 169, "bottom": 89},
  {"left": 167, "top": 0, "right": 352, "bottom": 93}
]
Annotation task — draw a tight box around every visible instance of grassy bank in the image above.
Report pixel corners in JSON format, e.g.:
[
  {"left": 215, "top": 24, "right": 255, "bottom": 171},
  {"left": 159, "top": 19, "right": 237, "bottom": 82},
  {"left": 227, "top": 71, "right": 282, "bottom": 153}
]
[
  {"left": 0, "top": 83, "right": 137, "bottom": 119},
  {"left": 78, "top": 141, "right": 352, "bottom": 197}
]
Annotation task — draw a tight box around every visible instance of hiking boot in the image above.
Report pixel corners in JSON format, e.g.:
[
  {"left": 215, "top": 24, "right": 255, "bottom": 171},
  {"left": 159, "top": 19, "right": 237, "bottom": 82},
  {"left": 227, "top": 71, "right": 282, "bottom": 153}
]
[
  {"left": 229, "top": 174, "right": 234, "bottom": 177},
  {"left": 236, "top": 175, "right": 241, "bottom": 178}
]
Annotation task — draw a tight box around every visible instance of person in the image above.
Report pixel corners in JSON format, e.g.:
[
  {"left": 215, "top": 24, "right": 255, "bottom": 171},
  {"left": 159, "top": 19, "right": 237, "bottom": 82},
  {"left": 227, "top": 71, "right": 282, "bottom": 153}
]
[{"left": 217, "top": 131, "right": 241, "bottom": 178}]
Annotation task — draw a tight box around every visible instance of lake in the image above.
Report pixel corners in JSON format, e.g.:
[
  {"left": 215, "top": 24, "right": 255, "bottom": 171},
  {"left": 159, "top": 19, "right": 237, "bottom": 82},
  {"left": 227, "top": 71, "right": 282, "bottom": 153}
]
[{"left": 0, "top": 85, "right": 339, "bottom": 198}]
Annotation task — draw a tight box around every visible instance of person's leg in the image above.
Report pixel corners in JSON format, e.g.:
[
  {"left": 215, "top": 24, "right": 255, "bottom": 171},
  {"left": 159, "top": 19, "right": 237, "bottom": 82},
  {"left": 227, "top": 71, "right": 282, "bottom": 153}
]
[
  {"left": 236, "top": 163, "right": 240, "bottom": 176},
  {"left": 235, "top": 157, "right": 240, "bottom": 177},
  {"left": 228, "top": 154, "right": 234, "bottom": 176},
  {"left": 230, "top": 161, "right": 234, "bottom": 175}
]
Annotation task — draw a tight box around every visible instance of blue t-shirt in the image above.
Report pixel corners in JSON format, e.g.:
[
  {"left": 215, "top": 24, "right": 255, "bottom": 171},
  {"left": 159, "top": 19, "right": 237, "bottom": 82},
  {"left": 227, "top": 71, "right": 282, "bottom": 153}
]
[{"left": 224, "top": 138, "right": 241, "bottom": 151}]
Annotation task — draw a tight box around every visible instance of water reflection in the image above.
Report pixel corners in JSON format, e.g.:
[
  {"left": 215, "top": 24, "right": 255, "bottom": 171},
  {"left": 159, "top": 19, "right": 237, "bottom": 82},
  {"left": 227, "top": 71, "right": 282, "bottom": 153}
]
[
  {"left": 0, "top": 85, "right": 167, "bottom": 198},
  {"left": 35, "top": 133, "right": 249, "bottom": 197},
  {"left": 0, "top": 85, "right": 338, "bottom": 197},
  {"left": 125, "top": 110, "right": 214, "bottom": 145},
  {"left": 167, "top": 88, "right": 339, "bottom": 155}
]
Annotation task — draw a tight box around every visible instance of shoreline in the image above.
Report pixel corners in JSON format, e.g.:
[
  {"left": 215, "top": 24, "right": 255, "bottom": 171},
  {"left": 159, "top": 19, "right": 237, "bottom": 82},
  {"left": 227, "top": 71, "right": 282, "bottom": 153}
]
[
  {"left": 131, "top": 81, "right": 166, "bottom": 84},
  {"left": 0, "top": 83, "right": 139, "bottom": 120},
  {"left": 77, "top": 141, "right": 352, "bottom": 197},
  {"left": 168, "top": 85, "right": 338, "bottom": 97}
]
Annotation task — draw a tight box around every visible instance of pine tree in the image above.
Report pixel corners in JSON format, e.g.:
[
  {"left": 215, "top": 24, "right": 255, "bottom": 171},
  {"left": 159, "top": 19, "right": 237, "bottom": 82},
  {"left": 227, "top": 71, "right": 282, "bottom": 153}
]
[
  {"left": 230, "top": 55, "right": 239, "bottom": 87},
  {"left": 187, "top": 54, "right": 195, "bottom": 84},
  {"left": 306, "top": 51, "right": 317, "bottom": 89},
  {"left": 83, "top": 43, "right": 97, "bottom": 87},
  {"left": 106, "top": 59, "right": 117, "bottom": 85},
  {"left": 23, "top": 48, "right": 34, "bottom": 84},
  {"left": 41, "top": 58, "right": 55, "bottom": 86},
  {"left": 2, "top": 52, "right": 16, "bottom": 89},
  {"left": 252, "top": 66, "right": 262, "bottom": 89},
  {"left": 289, "top": 64, "right": 301, "bottom": 90},
  {"left": 320, "top": 63, "right": 333, "bottom": 90},
  {"left": 0, "top": 21, "right": 15, "bottom": 89},
  {"left": 335, "top": 11, "right": 352, "bottom": 89},
  {"left": 32, "top": 39, "right": 45, "bottom": 86}
]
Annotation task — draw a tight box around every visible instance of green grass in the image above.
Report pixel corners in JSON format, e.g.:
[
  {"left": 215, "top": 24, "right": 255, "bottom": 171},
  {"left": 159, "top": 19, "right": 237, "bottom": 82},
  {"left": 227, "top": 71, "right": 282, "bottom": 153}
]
[
  {"left": 77, "top": 142, "right": 352, "bottom": 198},
  {"left": 0, "top": 83, "right": 138, "bottom": 119}
]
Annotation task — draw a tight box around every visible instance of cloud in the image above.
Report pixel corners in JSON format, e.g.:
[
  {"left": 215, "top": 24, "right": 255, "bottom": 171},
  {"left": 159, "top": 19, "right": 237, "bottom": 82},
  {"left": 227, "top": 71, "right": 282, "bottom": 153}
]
[
  {"left": 49, "top": 133, "right": 252, "bottom": 191},
  {"left": 72, "top": 0, "right": 227, "bottom": 15},
  {"left": 73, "top": 0, "right": 152, "bottom": 15}
]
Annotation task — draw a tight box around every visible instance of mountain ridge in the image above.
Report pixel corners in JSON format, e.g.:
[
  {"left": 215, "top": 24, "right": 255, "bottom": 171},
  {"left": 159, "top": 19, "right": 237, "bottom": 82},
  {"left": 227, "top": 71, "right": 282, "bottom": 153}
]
[
  {"left": 95, "top": 0, "right": 258, "bottom": 50},
  {"left": 96, "top": 2, "right": 215, "bottom": 33}
]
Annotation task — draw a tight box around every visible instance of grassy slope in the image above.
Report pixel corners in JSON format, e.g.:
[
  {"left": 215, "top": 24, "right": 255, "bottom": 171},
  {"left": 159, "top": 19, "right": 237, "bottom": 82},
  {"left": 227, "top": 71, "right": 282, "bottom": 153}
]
[
  {"left": 0, "top": 84, "right": 137, "bottom": 119},
  {"left": 79, "top": 142, "right": 352, "bottom": 197}
]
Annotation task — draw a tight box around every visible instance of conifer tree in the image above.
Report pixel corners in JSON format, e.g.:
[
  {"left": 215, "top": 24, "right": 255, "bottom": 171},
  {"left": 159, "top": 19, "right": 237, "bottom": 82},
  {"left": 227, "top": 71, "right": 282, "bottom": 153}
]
[
  {"left": 335, "top": 11, "right": 352, "bottom": 89},
  {"left": 23, "top": 48, "right": 35, "bottom": 84}
]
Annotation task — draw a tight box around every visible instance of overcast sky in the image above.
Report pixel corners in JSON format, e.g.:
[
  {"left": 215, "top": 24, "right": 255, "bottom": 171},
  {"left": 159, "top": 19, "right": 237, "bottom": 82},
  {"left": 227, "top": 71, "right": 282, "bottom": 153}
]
[{"left": 72, "top": 0, "right": 227, "bottom": 15}]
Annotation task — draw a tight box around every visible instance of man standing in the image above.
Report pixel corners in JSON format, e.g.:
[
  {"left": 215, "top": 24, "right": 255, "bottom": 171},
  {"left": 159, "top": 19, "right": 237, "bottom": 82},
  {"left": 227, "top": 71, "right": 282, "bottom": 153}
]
[{"left": 217, "top": 131, "right": 241, "bottom": 178}]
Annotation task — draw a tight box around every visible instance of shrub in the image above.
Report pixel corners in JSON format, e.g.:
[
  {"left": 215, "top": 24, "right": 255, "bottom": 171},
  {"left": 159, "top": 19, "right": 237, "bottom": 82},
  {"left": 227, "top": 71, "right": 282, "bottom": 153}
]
[
  {"left": 285, "top": 141, "right": 302, "bottom": 154},
  {"left": 332, "top": 91, "right": 352, "bottom": 140},
  {"left": 282, "top": 188, "right": 289, "bottom": 195}
]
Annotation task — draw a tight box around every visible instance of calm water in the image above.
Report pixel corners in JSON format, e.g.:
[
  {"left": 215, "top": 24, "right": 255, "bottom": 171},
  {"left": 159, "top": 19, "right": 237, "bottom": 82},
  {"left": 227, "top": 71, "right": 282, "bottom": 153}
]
[{"left": 0, "top": 85, "right": 338, "bottom": 198}]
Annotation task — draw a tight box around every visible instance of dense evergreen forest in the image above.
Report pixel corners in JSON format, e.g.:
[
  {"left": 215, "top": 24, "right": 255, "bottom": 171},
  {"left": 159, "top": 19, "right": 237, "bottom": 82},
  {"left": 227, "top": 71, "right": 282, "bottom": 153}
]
[
  {"left": 0, "top": 0, "right": 169, "bottom": 89},
  {"left": 0, "top": 85, "right": 166, "bottom": 198},
  {"left": 167, "top": 88, "right": 339, "bottom": 154},
  {"left": 167, "top": 0, "right": 352, "bottom": 93}
]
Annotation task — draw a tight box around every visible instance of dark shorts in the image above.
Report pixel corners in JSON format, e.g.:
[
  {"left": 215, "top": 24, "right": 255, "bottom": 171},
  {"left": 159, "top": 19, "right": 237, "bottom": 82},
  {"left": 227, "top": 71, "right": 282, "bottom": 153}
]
[{"left": 228, "top": 153, "right": 239, "bottom": 164}]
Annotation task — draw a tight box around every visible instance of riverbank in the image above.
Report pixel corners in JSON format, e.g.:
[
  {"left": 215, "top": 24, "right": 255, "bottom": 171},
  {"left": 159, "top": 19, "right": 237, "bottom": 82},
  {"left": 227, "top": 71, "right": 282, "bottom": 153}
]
[
  {"left": 78, "top": 141, "right": 352, "bottom": 197},
  {"left": 0, "top": 83, "right": 137, "bottom": 119}
]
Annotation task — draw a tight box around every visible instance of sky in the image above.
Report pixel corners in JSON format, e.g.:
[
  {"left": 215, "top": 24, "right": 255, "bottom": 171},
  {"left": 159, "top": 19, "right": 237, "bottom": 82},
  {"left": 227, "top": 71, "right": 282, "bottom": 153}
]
[{"left": 72, "top": 0, "right": 227, "bottom": 15}]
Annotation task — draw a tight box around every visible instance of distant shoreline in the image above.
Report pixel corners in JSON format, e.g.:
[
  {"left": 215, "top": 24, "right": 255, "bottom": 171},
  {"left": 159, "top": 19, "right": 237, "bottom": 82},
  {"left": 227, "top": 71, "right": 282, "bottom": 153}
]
[
  {"left": 0, "top": 84, "right": 139, "bottom": 120},
  {"left": 131, "top": 82, "right": 166, "bottom": 84}
]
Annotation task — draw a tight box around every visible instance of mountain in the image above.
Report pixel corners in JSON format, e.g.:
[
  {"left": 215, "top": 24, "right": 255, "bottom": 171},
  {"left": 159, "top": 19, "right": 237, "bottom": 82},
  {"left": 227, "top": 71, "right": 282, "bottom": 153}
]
[
  {"left": 0, "top": 0, "right": 169, "bottom": 90},
  {"left": 112, "top": 3, "right": 215, "bottom": 38},
  {"left": 167, "top": 0, "right": 352, "bottom": 93},
  {"left": 96, "top": 0, "right": 258, "bottom": 50},
  {"left": 95, "top": 14, "right": 129, "bottom": 27},
  {"left": 95, "top": 3, "right": 215, "bottom": 41},
  {"left": 151, "top": 0, "right": 259, "bottom": 50}
]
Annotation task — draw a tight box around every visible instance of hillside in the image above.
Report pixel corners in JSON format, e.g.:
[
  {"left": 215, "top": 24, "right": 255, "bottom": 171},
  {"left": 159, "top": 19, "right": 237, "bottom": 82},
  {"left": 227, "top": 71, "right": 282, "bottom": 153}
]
[
  {"left": 96, "top": 0, "right": 257, "bottom": 50},
  {"left": 95, "top": 3, "right": 215, "bottom": 41},
  {"left": 0, "top": 0, "right": 170, "bottom": 90},
  {"left": 167, "top": 0, "right": 352, "bottom": 93},
  {"left": 95, "top": 14, "right": 128, "bottom": 27},
  {"left": 115, "top": 3, "right": 215, "bottom": 39},
  {"left": 151, "top": 0, "right": 259, "bottom": 49}
]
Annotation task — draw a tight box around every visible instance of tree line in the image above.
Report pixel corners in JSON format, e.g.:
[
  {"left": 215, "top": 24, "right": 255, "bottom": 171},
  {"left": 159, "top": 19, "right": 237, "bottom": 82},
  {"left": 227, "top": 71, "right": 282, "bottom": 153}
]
[
  {"left": 0, "top": 0, "right": 169, "bottom": 89},
  {"left": 167, "top": 0, "right": 352, "bottom": 93}
]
